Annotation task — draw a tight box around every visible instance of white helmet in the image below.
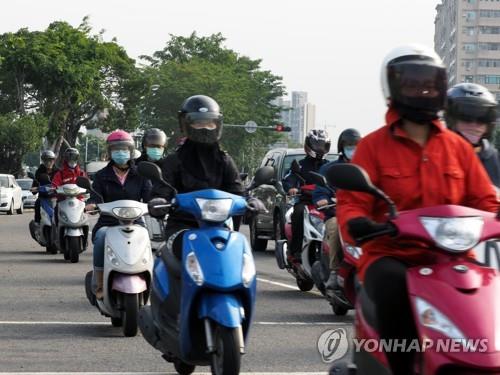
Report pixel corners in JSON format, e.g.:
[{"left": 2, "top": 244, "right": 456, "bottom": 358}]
[{"left": 380, "top": 44, "right": 447, "bottom": 123}]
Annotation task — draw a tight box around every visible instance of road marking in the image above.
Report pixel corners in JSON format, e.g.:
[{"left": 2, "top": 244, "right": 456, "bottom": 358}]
[
  {"left": 257, "top": 277, "right": 322, "bottom": 296},
  {"left": 0, "top": 321, "right": 346, "bottom": 326}
]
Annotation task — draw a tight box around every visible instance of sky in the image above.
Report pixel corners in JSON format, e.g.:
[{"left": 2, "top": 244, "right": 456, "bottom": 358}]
[{"left": 1, "top": 0, "right": 441, "bottom": 141}]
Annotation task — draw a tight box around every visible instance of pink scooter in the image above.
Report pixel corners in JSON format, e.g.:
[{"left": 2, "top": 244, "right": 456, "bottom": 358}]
[{"left": 326, "top": 164, "right": 500, "bottom": 374}]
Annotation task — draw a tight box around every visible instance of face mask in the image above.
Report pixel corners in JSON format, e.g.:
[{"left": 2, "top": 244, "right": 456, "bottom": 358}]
[
  {"left": 456, "top": 122, "right": 487, "bottom": 146},
  {"left": 146, "top": 147, "right": 164, "bottom": 161},
  {"left": 68, "top": 161, "right": 77, "bottom": 169},
  {"left": 111, "top": 150, "right": 130, "bottom": 165},
  {"left": 344, "top": 146, "right": 356, "bottom": 160}
]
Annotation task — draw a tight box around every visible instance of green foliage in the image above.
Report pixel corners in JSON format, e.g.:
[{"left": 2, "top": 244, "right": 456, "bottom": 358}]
[
  {"left": 0, "top": 114, "right": 47, "bottom": 175},
  {"left": 141, "top": 32, "right": 285, "bottom": 172}
]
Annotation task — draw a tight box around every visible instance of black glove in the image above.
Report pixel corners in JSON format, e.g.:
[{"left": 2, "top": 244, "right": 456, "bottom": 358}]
[
  {"left": 347, "top": 217, "right": 396, "bottom": 243},
  {"left": 148, "top": 198, "right": 170, "bottom": 219},
  {"left": 247, "top": 197, "right": 268, "bottom": 213}
]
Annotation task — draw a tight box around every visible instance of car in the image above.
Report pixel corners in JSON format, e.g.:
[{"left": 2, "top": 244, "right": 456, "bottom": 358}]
[
  {"left": 16, "top": 178, "right": 37, "bottom": 208},
  {"left": 248, "top": 148, "right": 338, "bottom": 252},
  {"left": 0, "top": 174, "right": 24, "bottom": 214},
  {"left": 85, "top": 161, "right": 108, "bottom": 181}
]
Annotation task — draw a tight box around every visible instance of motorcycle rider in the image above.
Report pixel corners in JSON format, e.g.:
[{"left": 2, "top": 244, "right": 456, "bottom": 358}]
[
  {"left": 282, "top": 129, "right": 331, "bottom": 263},
  {"left": 336, "top": 45, "right": 498, "bottom": 374},
  {"left": 85, "top": 130, "right": 152, "bottom": 300},
  {"left": 151, "top": 95, "right": 258, "bottom": 261},
  {"left": 32, "top": 150, "right": 58, "bottom": 226},
  {"left": 52, "top": 148, "right": 86, "bottom": 189},
  {"left": 446, "top": 83, "right": 500, "bottom": 188},
  {"left": 313, "top": 128, "right": 361, "bottom": 292},
  {"left": 135, "top": 128, "right": 168, "bottom": 165}
]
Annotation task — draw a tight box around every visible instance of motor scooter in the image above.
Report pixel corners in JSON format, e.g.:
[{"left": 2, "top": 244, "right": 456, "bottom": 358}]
[
  {"left": 327, "top": 163, "right": 500, "bottom": 374},
  {"left": 137, "top": 162, "right": 270, "bottom": 375},
  {"left": 76, "top": 177, "right": 153, "bottom": 337}
]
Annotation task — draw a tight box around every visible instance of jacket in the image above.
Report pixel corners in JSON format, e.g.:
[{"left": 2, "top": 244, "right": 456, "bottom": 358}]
[
  {"left": 282, "top": 155, "right": 328, "bottom": 192},
  {"left": 89, "top": 162, "right": 152, "bottom": 239},
  {"left": 478, "top": 138, "right": 500, "bottom": 189},
  {"left": 336, "top": 109, "right": 498, "bottom": 281},
  {"left": 52, "top": 162, "right": 86, "bottom": 187},
  {"left": 312, "top": 156, "right": 348, "bottom": 219}
]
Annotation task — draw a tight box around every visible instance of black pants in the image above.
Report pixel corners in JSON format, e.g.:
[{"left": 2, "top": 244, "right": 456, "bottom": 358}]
[
  {"left": 34, "top": 199, "right": 41, "bottom": 222},
  {"left": 290, "top": 202, "right": 305, "bottom": 257},
  {"left": 364, "top": 257, "right": 417, "bottom": 375}
]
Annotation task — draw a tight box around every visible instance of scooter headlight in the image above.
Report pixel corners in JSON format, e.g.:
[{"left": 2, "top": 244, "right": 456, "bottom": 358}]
[
  {"left": 309, "top": 214, "right": 325, "bottom": 236},
  {"left": 420, "top": 217, "right": 483, "bottom": 252},
  {"left": 106, "top": 246, "right": 120, "bottom": 267},
  {"left": 186, "top": 251, "right": 204, "bottom": 286},
  {"left": 416, "top": 297, "right": 466, "bottom": 340},
  {"left": 112, "top": 207, "right": 143, "bottom": 220},
  {"left": 195, "top": 198, "right": 232, "bottom": 222},
  {"left": 242, "top": 253, "right": 256, "bottom": 287}
]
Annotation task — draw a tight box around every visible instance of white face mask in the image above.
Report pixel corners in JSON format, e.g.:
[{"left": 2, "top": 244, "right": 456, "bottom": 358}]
[
  {"left": 68, "top": 161, "right": 77, "bottom": 168},
  {"left": 344, "top": 146, "right": 356, "bottom": 160}
]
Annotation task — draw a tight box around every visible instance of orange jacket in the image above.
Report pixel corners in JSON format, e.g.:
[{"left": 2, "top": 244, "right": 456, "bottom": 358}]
[{"left": 336, "top": 109, "right": 498, "bottom": 281}]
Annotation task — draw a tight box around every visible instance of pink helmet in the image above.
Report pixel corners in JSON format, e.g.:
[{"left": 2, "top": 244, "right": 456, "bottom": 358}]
[{"left": 106, "top": 129, "right": 135, "bottom": 154}]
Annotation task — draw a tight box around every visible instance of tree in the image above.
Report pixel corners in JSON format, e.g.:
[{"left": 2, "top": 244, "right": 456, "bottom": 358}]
[
  {"left": 141, "top": 33, "right": 285, "bottom": 172},
  {"left": 0, "top": 18, "right": 146, "bottom": 149},
  {"left": 0, "top": 114, "right": 47, "bottom": 175}
]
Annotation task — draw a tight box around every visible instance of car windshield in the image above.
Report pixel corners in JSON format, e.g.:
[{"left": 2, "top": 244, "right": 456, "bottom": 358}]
[
  {"left": 0, "top": 176, "right": 8, "bottom": 188},
  {"left": 281, "top": 153, "right": 338, "bottom": 179},
  {"left": 17, "top": 180, "right": 32, "bottom": 190}
]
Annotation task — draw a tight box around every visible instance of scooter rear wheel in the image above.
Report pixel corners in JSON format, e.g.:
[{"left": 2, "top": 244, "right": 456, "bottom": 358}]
[
  {"left": 210, "top": 324, "right": 241, "bottom": 375},
  {"left": 66, "top": 236, "right": 80, "bottom": 263},
  {"left": 331, "top": 301, "right": 349, "bottom": 316},
  {"left": 122, "top": 293, "right": 139, "bottom": 337},
  {"left": 174, "top": 359, "right": 195, "bottom": 375},
  {"left": 111, "top": 317, "right": 123, "bottom": 327},
  {"left": 45, "top": 228, "right": 57, "bottom": 254}
]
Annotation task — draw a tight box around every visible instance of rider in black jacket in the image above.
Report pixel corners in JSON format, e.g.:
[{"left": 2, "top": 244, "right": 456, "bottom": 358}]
[
  {"left": 152, "top": 95, "right": 245, "bottom": 258},
  {"left": 33, "top": 150, "right": 59, "bottom": 224}
]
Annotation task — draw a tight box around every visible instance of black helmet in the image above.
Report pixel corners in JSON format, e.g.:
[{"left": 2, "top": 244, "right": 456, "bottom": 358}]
[
  {"left": 446, "top": 83, "right": 498, "bottom": 140},
  {"left": 178, "top": 95, "right": 223, "bottom": 144},
  {"left": 337, "top": 128, "right": 361, "bottom": 154},
  {"left": 382, "top": 44, "right": 447, "bottom": 124},
  {"left": 304, "top": 129, "right": 331, "bottom": 159},
  {"left": 142, "top": 128, "right": 168, "bottom": 150},
  {"left": 41, "top": 150, "right": 56, "bottom": 162},
  {"left": 63, "top": 148, "right": 80, "bottom": 163}
]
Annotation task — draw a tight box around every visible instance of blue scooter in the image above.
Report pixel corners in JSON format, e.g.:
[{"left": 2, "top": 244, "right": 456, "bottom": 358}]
[
  {"left": 137, "top": 162, "right": 273, "bottom": 375},
  {"left": 29, "top": 173, "right": 57, "bottom": 254}
]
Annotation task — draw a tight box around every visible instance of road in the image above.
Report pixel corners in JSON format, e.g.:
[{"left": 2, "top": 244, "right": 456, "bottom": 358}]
[{"left": 0, "top": 211, "right": 353, "bottom": 374}]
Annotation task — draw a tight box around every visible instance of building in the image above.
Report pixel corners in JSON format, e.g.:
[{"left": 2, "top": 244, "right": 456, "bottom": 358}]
[
  {"left": 435, "top": 0, "right": 500, "bottom": 101},
  {"left": 304, "top": 103, "right": 316, "bottom": 135}
]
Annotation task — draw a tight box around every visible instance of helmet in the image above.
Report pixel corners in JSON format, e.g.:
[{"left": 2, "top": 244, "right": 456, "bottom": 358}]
[
  {"left": 304, "top": 129, "right": 331, "bottom": 159},
  {"left": 106, "top": 129, "right": 135, "bottom": 155},
  {"left": 41, "top": 150, "right": 56, "bottom": 162},
  {"left": 381, "top": 44, "right": 447, "bottom": 124},
  {"left": 337, "top": 128, "right": 361, "bottom": 154},
  {"left": 142, "top": 128, "right": 168, "bottom": 150},
  {"left": 446, "top": 83, "right": 498, "bottom": 140},
  {"left": 63, "top": 148, "right": 79, "bottom": 162},
  {"left": 178, "top": 95, "right": 223, "bottom": 144}
]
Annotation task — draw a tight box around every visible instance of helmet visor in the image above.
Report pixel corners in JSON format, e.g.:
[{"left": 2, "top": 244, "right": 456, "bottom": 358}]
[
  {"left": 184, "top": 112, "right": 222, "bottom": 125},
  {"left": 449, "top": 98, "right": 497, "bottom": 124},
  {"left": 388, "top": 62, "right": 447, "bottom": 111}
]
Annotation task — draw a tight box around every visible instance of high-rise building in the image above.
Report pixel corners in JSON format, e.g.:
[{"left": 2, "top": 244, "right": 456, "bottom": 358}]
[
  {"left": 304, "top": 103, "right": 316, "bottom": 135},
  {"left": 435, "top": 0, "right": 500, "bottom": 101},
  {"left": 274, "top": 91, "right": 316, "bottom": 144}
]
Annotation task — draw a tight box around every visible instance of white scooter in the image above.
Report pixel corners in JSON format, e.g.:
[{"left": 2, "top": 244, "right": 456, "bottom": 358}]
[
  {"left": 77, "top": 177, "right": 153, "bottom": 337},
  {"left": 51, "top": 184, "right": 90, "bottom": 263}
]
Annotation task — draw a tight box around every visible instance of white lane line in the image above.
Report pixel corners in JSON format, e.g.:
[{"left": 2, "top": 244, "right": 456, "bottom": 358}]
[
  {"left": 0, "top": 321, "right": 344, "bottom": 326},
  {"left": 257, "top": 277, "right": 322, "bottom": 296}
]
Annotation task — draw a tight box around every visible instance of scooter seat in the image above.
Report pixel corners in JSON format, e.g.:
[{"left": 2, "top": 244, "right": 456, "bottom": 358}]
[{"left": 359, "top": 287, "right": 378, "bottom": 331}]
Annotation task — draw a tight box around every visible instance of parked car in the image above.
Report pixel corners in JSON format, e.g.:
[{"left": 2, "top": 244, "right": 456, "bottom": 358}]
[
  {"left": 248, "top": 148, "right": 338, "bottom": 251},
  {"left": 16, "top": 178, "right": 37, "bottom": 208},
  {"left": 0, "top": 174, "right": 24, "bottom": 214}
]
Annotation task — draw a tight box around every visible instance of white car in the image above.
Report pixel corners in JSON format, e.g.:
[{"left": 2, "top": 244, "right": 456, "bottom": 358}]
[
  {"left": 16, "top": 178, "right": 37, "bottom": 208},
  {"left": 0, "top": 174, "right": 24, "bottom": 215}
]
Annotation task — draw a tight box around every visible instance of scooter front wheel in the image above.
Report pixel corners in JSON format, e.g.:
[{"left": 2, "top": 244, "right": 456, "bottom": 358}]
[
  {"left": 296, "top": 277, "right": 314, "bottom": 292},
  {"left": 66, "top": 236, "right": 81, "bottom": 263},
  {"left": 174, "top": 359, "right": 195, "bottom": 375},
  {"left": 121, "top": 293, "right": 139, "bottom": 337},
  {"left": 45, "top": 228, "right": 57, "bottom": 254},
  {"left": 210, "top": 324, "right": 241, "bottom": 375}
]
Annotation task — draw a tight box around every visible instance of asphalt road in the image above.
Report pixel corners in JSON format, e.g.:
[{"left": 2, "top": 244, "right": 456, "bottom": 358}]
[{"left": 0, "top": 211, "right": 353, "bottom": 374}]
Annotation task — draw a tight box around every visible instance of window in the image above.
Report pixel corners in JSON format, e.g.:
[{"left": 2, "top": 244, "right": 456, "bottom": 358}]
[
  {"left": 479, "top": 26, "right": 500, "bottom": 34},
  {"left": 480, "top": 9, "right": 500, "bottom": 17},
  {"left": 463, "top": 60, "right": 474, "bottom": 69},
  {"left": 478, "top": 59, "right": 500, "bottom": 67},
  {"left": 464, "top": 43, "right": 476, "bottom": 53},
  {"left": 479, "top": 43, "right": 500, "bottom": 50},
  {"left": 16, "top": 180, "right": 32, "bottom": 190},
  {"left": 464, "top": 27, "right": 475, "bottom": 35},
  {"left": 0, "top": 176, "right": 8, "bottom": 188},
  {"left": 476, "top": 75, "right": 500, "bottom": 84},
  {"left": 464, "top": 75, "right": 475, "bottom": 83},
  {"left": 465, "top": 11, "right": 476, "bottom": 20}
]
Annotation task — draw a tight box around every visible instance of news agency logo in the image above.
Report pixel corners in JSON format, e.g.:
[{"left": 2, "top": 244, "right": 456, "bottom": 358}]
[{"left": 317, "top": 328, "right": 349, "bottom": 363}]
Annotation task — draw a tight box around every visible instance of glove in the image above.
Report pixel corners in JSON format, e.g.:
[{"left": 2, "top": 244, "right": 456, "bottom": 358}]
[
  {"left": 347, "top": 217, "right": 396, "bottom": 243},
  {"left": 148, "top": 198, "right": 170, "bottom": 219},
  {"left": 247, "top": 197, "right": 268, "bottom": 213}
]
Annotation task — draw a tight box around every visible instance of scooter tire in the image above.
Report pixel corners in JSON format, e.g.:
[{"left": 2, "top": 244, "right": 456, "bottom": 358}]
[
  {"left": 66, "top": 237, "right": 80, "bottom": 263},
  {"left": 296, "top": 277, "right": 314, "bottom": 292},
  {"left": 174, "top": 360, "right": 195, "bottom": 375},
  {"left": 45, "top": 228, "right": 57, "bottom": 254},
  {"left": 111, "top": 317, "right": 123, "bottom": 327},
  {"left": 210, "top": 324, "right": 241, "bottom": 375},
  {"left": 122, "top": 293, "right": 139, "bottom": 337},
  {"left": 84, "top": 271, "right": 96, "bottom": 306},
  {"left": 331, "top": 301, "right": 349, "bottom": 316}
]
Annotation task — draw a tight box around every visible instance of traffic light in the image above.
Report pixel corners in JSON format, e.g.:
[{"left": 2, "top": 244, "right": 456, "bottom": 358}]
[{"left": 275, "top": 124, "right": 291, "bottom": 132}]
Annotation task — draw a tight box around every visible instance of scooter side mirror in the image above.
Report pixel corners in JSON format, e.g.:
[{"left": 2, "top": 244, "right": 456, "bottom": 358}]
[
  {"left": 138, "top": 161, "right": 178, "bottom": 195},
  {"left": 148, "top": 198, "right": 170, "bottom": 219},
  {"left": 76, "top": 176, "right": 92, "bottom": 190},
  {"left": 307, "top": 171, "right": 329, "bottom": 189},
  {"left": 38, "top": 173, "right": 51, "bottom": 185}
]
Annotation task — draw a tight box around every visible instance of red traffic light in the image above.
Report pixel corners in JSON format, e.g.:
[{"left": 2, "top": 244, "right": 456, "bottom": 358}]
[{"left": 275, "top": 124, "right": 291, "bottom": 132}]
